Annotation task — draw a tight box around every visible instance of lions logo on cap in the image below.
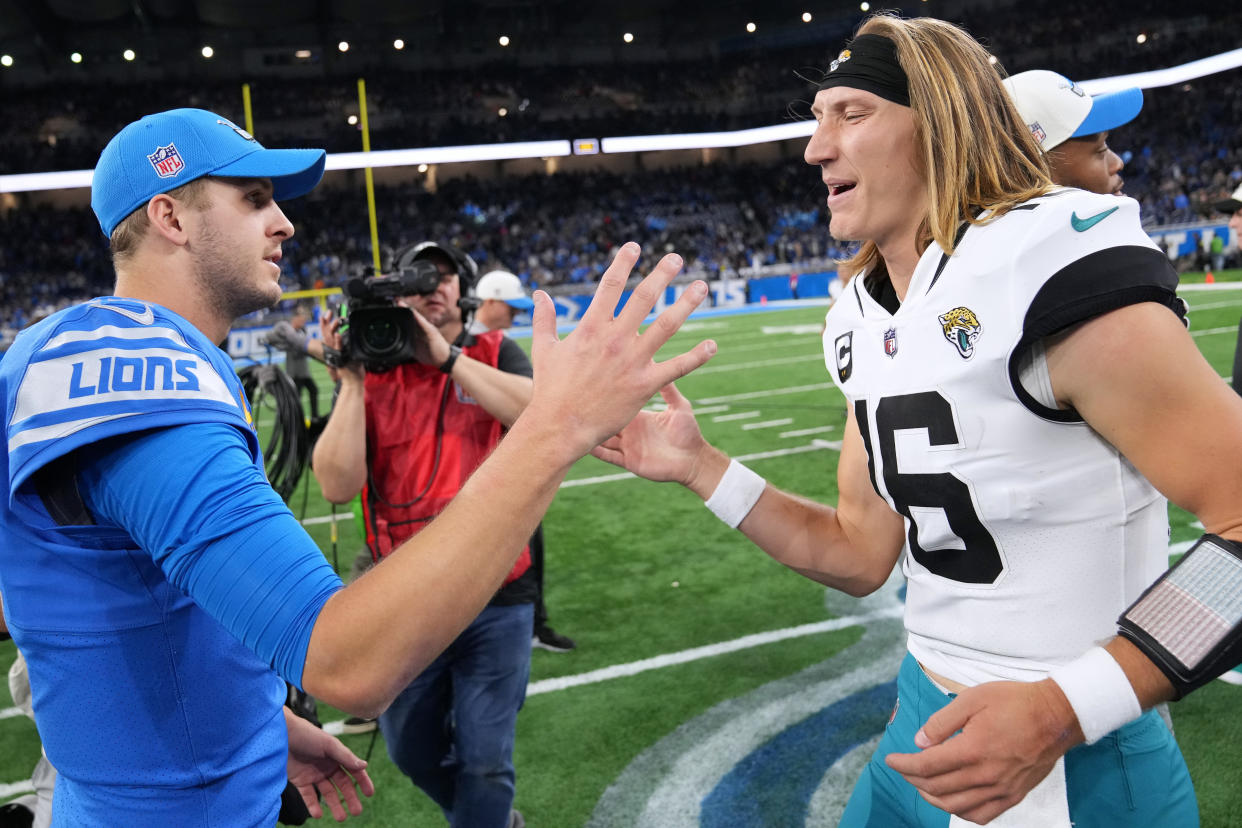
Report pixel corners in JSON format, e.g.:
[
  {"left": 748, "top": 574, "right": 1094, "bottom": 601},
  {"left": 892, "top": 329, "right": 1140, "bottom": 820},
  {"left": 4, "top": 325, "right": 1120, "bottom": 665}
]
[
  {"left": 217, "top": 118, "right": 257, "bottom": 142},
  {"left": 830, "top": 49, "right": 852, "bottom": 72},
  {"left": 939, "top": 307, "right": 983, "bottom": 359}
]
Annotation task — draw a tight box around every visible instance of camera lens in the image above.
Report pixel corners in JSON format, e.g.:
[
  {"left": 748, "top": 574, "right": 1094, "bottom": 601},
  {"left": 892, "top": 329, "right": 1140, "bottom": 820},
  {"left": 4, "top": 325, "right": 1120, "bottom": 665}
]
[{"left": 361, "top": 317, "right": 401, "bottom": 355}]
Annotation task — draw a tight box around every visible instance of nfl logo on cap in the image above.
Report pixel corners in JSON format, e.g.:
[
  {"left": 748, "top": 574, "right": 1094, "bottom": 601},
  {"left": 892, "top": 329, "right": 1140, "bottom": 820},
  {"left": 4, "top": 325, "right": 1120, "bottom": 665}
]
[{"left": 147, "top": 143, "right": 185, "bottom": 178}]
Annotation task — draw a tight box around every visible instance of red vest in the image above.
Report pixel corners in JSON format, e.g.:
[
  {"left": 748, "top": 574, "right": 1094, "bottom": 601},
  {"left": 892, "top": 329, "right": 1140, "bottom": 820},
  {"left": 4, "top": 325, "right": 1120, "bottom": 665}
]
[{"left": 361, "top": 330, "right": 530, "bottom": 583}]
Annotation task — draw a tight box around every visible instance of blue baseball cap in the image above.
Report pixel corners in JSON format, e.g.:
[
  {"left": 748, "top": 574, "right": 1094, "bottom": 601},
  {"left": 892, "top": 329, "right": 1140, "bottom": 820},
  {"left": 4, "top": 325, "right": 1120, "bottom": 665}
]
[
  {"left": 1002, "top": 70, "right": 1143, "bottom": 151},
  {"left": 90, "top": 108, "right": 326, "bottom": 238}
]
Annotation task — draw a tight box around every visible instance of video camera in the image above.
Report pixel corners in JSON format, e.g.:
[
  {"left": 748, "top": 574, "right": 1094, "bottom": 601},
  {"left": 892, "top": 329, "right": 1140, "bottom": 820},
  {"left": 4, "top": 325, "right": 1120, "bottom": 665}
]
[{"left": 337, "top": 260, "right": 442, "bottom": 371}]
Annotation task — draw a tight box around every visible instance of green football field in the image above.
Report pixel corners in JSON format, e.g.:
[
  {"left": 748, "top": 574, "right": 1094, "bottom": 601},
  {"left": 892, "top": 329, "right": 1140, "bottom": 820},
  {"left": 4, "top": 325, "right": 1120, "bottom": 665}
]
[{"left": 2, "top": 285, "right": 1241, "bottom": 826}]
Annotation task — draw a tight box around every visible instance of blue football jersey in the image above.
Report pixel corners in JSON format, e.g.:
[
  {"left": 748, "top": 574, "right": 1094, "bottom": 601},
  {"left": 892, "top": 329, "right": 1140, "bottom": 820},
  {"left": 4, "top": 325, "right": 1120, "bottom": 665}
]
[{"left": 0, "top": 298, "right": 291, "bottom": 826}]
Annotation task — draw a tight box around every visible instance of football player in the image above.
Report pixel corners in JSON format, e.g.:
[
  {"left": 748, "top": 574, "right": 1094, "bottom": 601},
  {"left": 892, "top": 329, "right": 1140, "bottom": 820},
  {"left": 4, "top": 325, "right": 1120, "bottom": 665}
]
[
  {"left": 1003, "top": 69, "right": 1143, "bottom": 196},
  {"left": 596, "top": 14, "right": 1238, "bottom": 827}
]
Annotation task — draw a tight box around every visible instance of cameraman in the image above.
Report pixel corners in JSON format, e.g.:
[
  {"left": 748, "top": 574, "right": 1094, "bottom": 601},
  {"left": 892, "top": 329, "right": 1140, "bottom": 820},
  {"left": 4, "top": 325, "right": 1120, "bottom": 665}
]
[{"left": 313, "top": 242, "right": 535, "bottom": 828}]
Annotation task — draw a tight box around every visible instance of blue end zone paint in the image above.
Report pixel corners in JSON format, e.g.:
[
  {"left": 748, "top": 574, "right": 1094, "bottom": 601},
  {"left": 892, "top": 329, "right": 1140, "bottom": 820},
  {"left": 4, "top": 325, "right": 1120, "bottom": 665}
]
[{"left": 700, "top": 679, "right": 897, "bottom": 827}]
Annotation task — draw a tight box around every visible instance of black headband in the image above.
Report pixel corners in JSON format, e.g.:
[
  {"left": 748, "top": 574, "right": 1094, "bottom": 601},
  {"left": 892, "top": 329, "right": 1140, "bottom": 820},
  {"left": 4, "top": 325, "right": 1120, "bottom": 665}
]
[{"left": 819, "top": 34, "right": 910, "bottom": 107}]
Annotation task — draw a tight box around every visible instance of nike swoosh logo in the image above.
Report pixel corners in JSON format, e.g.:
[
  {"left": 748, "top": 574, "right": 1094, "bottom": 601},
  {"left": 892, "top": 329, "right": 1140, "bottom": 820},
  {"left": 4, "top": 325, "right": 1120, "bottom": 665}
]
[
  {"left": 1070, "top": 207, "right": 1119, "bottom": 232},
  {"left": 93, "top": 301, "right": 155, "bottom": 325}
]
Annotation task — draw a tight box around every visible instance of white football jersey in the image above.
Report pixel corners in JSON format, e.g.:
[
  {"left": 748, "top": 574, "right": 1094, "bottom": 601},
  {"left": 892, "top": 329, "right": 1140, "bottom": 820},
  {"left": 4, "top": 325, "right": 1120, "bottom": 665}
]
[{"left": 823, "top": 189, "right": 1184, "bottom": 686}]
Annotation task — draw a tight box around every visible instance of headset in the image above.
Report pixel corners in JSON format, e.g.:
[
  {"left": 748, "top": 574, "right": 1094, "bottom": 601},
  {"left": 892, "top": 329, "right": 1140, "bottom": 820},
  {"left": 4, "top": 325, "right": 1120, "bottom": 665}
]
[{"left": 391, "top": 241, "right": 482, "bottom": 325}]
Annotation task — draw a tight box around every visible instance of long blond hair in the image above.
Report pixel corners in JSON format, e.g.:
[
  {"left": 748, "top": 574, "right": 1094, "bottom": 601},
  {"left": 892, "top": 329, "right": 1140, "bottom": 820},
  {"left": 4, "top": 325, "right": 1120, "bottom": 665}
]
[{"left": 839, "top": 14, "right": 1051, "bottom": 279}]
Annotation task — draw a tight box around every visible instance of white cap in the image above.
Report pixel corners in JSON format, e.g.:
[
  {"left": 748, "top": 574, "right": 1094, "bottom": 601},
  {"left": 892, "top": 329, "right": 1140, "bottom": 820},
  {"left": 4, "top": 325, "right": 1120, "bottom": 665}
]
[
  {"left": 1214, "top": 182, "right": 1242, "bottom": 214},
  {"left": 1002, "top": 69, "right": 1143, "bottom": 151},
  {"left": 475, "top": 270, "right": 534, "bottom": 310}
]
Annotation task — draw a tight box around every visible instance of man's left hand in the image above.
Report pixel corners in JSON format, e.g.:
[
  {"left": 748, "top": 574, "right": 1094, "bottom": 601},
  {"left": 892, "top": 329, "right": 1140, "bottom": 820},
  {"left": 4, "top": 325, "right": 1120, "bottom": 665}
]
[
  {"left": 285, "top": 710, "right": 375, "bottom": 822},
  {"left": 884, "top": 678, "right": 1081, "bottom": 824}
]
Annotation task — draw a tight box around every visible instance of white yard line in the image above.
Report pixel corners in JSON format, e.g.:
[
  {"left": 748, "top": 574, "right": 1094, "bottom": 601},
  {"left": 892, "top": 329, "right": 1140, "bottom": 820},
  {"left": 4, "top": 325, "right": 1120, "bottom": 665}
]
[
  {"left": 526, "top": 607, "right": 906, "bottom": 697},
  {"left": 780, "top": 426, "right": 836, "bottom": 439},
  {"left": 561, "top": 441, "right": 839, "bottom": 488},
  {"left": 1189, "top": 325, "right": 1240, "bottom": 337},
  {"left": 301, "top": 512, "right": 353, "bottom": 527},
  {"left": 693, "top": 354, "right": 824, "bottom": 375},
  {"left": 0, "top": 780, "right": 34, "bottom": 799},
  {"left": 741, "top": 418, "right": 795, "bottom": 430},
  {"left": 712, "top": 411, "right": 760, "bottom": 422},
  {"left": 697, "top": 383, "right": 836, "bottom": 405}
]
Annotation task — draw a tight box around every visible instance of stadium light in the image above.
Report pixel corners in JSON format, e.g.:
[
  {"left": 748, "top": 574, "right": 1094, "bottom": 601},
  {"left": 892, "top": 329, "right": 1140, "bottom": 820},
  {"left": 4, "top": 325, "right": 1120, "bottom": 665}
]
[
  {"left": 70, "top": 52, "right": 82, "bottom": 64},
  {"left": 337, "top": 41, "right": 349, "bottom": 52},
  {"left": 499, "top": 35, "right": 510, "bottom": 47},
  {"left": 623, "top": 33, "right": 634, "bottom": 43},
  {"left": 746, "top": 22, "right": 757, "bottom": 33},
  {"left": 1137, "top": 33, "right": 1148, "bottom": 44},
  {"left": 498, "top": 107, "right": 508, "bottom": 117},
  {"left": 802, "top": 12, "right": 813, "bottom": 22},
  {"left": 123, "top": 49, "right": 136, "bottom": 61},
  {"left": 294, "top": 49, "right": 312, "bottom": 59},
  {"left": 393, "top": 39, "right": 404, "bottom": 50},
  {"left": 201, "top": 46, "right": 214, "bottom": 59},
  {"left": 0, "top": 55, "right": 11, "bottom": 68},
  {"left": 347, "top": 115, "right": 358, "bottom": 125},
  {"left": 860, "top": 2, "right": 870, "bottom": 10}
]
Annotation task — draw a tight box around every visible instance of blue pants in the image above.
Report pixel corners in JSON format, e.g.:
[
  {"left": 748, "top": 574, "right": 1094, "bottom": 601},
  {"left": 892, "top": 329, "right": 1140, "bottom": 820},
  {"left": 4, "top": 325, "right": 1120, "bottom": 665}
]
[
  {"left": 379, "top": 602, "right": 534, "bottom": 828},
  {"left": 841, "top": 654, "right": 1199, "bottom": 827}
]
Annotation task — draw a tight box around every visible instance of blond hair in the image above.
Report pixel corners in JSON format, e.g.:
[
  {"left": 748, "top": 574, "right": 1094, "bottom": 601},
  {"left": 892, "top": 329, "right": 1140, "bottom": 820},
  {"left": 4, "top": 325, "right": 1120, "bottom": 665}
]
[
  {"left": 839, "top": 14, "right": 1051, "bottom": 279},
  {"left": 109, "top": 177, "right": 212, "bottom": 264}
]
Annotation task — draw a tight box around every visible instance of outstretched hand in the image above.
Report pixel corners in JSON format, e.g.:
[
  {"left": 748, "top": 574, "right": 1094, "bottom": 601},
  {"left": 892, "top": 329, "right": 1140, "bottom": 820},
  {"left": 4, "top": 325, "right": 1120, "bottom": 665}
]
[
  {"left": 285, "top": 710, "right": 375, "bottom": 822},
  {"left": 525, "top": 242, "right": 716, "bottom": 463},
  {"left": 592, "top": 382, "right": 710, "bottom": 486},
  {"left": 884, "top": 678, "right": 1082, "bottom": 824}
]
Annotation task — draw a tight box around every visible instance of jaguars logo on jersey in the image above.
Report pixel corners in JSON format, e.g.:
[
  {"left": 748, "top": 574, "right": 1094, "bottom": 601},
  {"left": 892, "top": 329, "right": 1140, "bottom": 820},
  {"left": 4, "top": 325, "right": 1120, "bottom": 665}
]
[{"left": 938, "top": 306, "right": 983, "bottom": 360}]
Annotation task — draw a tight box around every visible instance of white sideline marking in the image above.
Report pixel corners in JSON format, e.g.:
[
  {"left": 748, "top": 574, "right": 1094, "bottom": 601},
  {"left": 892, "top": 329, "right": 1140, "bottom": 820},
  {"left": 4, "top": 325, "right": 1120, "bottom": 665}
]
[
  {"left": 0, "top": 780, "right": 34, "bottom": 798},
  {"left": 741, "top": 418, "right": 794, "bottom": 430},
  {"left": 693, "top": 354, "right": 823, "bottom": 375},
  {"left": 712, "top": 411, "right": 760, "bottom": 422},
  {"left": 781, "top": 425, "right": 836, "bottom": 438},
  {"left": 560, "top": 442, "right": 839, "bottom": 488},
  {"left": 0, "top": 706, "right": 23, "bottom": 720},
  {"left": 526, "top": 606, "right": 905, "bottom": 697},
  {"left": 698, "top": 382, "right": 836, "bottom": 405}
]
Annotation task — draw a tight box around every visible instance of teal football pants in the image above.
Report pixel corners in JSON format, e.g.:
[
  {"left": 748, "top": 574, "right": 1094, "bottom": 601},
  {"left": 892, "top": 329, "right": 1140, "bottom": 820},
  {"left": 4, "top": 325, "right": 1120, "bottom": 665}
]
[{"left": 840, "top": 653, "right": 1199, "bottom": 827}]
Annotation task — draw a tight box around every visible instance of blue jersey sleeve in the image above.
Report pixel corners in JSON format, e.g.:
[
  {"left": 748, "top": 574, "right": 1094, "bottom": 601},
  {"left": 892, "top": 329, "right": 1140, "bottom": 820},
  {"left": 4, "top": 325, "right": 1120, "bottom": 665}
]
[{"left": 75, "top": 422, "right": 343, "bottom": 688}]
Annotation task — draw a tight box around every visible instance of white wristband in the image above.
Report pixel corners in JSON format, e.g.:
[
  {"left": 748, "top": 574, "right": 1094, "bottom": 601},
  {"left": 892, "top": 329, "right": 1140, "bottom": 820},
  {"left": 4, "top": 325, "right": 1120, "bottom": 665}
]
[
  {"left": 1048, "top": 646, "right": 1142, "bottom": 744},
  {"left": 703, "top": 459, "right": 766, "bottom": 529}
]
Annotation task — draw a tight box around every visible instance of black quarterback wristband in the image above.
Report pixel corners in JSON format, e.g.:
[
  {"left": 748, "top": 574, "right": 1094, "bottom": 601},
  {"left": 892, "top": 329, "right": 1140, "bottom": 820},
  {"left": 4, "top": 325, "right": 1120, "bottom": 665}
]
[
  {"left": 439, "top": 345, "right": 462, "bottom": 374},
  {"left": 1118, "top": 533, "right": 1242, "bottom": 699}
]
